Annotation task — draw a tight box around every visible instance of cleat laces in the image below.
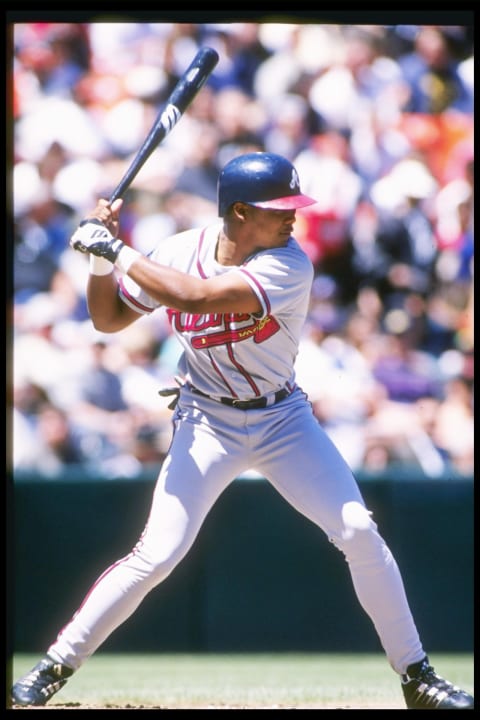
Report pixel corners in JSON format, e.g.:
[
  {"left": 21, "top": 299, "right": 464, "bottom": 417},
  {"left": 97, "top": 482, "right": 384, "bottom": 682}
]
[
  {"left": 11, "top": 657, "right": 73, "bottom": 706},
  {"left": 402, "top": 657, "right": 474, "bottom": 710}
]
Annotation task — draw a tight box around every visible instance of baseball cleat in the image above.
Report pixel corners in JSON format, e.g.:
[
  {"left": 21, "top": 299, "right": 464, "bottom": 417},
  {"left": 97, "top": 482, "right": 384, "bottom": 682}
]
[
  {"left": 11, "top": 655, "right": 73, "bottom": 706},
  {"left": 401, "top": 656, "right": 474, "bottom": 709}
]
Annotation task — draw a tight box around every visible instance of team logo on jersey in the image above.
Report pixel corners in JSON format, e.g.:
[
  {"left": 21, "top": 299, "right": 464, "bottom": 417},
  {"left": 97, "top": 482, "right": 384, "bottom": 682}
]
[{"left": 167, "top": 310, "right": 280, "bottom": 348}]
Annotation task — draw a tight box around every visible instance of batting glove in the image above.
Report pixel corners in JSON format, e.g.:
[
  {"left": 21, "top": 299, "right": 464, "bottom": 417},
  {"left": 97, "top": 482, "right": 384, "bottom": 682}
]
[{"left": 70, "top": 219, "right": 125, "bottom": 263}]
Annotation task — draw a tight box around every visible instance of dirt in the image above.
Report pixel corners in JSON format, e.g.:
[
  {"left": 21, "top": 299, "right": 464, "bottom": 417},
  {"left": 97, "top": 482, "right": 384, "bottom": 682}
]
[{"left": 11, "top": 701, "right": 407, "bottom": 710}]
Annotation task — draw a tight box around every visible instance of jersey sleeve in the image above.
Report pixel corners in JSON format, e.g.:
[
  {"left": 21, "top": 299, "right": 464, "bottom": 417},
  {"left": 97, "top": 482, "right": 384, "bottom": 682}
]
[{"left": 117, "top": 275, "right": 159, "bottom": 315}]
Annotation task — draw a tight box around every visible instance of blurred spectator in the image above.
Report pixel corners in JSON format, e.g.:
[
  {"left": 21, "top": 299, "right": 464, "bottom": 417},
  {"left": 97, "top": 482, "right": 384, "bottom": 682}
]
[
  {"left": 307, "top": 26, "right": 410, "bottom": 185},
  {"left": 116, "top": 322, "right": 175, "bottom": 409},
  {"left": 362, "top": 404, "right": 446, "bottom": 478},
  {"left": 14, "top": 292, "right": 90, "bottom": 410},
  {"left": 418, "top": 287, "right": 470, "bottom": 358},
  {"left": 361, "top": 436, "right": 400, "bottom": 474},
  {"left": 75, "top": 340, "right": 129, "bottom": 413},
  {"left": 173, "top": 121, "right": 221, "bottom": 204},
  {"left": 168, "top": 120, "right": 222, "bottom": 228},
  {"left": 129, "top": 423, "right": 167, "bottom": 469},
  {"left": 406, "top": 396, "right": 449, "bottom": 477},
  {"left": 371, "top": 320, "right": 443, "bottom": 404},
  {"left": 13, "top": 216, "right": 60, "bottom": 304},
  {"left": 308, "top": 26, "right": 403, "bottom": 132},
  {"left": 263, "top": 93, "right": 316, "bottom": 160},
  {"left": 13, "top": 23, "right": 90, "bottom": 101},
  {"left": 213, "top": 85, "right": 267, "bottom": 168},
  {"left": 13, "top": 159, "right": 77, "bottom": 302},
  {"left": 14, "top": 92, "right": 109, "bottom": 164},
  {"left": 254, "top": 24, "right": 341, "bottom": 102},
  {"left": 397, "top": 26, "right": 473, "bottom": 114},
  {"left": 295, "top": 308, "right": 388, "bottom": 471},
  {"left": 434, "top": 156, "right": 473, "bottom": 286},
  {"left": 367, "top": 157, "right": 439, "bottom": 311},
  {"left": 13, "top": 399, "right": 87, "bottom": 476},
  {"left": 431, "top": 376, "right": 474, "bottom": 475},
  {"left": 293, "top": 130, "right": 363, "bottom": 289},
  {"left": 11, "top": 20, "right": 474, "bottom": 480},
  {"left": 59, "top": 335, "right": 141, "bottom": 471},
  {"left": 201, "top": 23, "right": 271, "bottom": 96},
  {"left": 34, "top": 402, "right": 87, "bottom": 471},
  {"left": 127, "top": 190, "right": 178, "bottom": 256}
]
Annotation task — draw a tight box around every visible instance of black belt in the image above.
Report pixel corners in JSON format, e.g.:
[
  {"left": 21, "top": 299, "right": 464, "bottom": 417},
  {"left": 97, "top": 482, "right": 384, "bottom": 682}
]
[{"left": 189, "top": 384, "right": 291, "bottom": 410}]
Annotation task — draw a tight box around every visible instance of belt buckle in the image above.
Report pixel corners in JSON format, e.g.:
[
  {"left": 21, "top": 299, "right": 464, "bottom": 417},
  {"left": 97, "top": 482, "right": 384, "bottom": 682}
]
[
  {"left": 230, "top": 397, "right": 261, "bottom": 410},
  {"left": 231, "top": 398, "right": 250, "bottom": 409},
  {"left": 230, "top": 388, "right": 290, "bottom": 410}
]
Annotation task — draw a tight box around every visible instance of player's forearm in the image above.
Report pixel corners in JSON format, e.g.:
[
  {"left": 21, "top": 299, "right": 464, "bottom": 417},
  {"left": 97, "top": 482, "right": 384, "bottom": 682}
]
[
  {"left": 71, "top": 221, "right": 243, "bottom": 314},
  {"left": 126, "top": 255, "right": 217, "bottom": 313},
  {"left": 125, "top": 254, "right": 260, "bottom": 314}
]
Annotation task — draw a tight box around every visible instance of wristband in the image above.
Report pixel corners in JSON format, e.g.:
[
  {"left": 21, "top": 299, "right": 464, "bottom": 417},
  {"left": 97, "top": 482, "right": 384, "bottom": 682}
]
[
  {"left": 89, "top": 255, "right": 114, "bottom": 276},
  {"left": 115, "top": 245, "right": 142, "bottom": 275}
]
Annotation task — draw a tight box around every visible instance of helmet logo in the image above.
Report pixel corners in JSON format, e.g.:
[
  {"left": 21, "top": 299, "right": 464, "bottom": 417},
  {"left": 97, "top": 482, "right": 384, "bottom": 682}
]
[{"left": 290, "top": 169, "right": 300, "bottom": 191}]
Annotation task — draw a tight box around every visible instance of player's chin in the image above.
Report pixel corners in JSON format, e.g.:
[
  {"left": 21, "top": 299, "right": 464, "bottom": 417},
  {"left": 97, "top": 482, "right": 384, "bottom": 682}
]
[{"left": 262, "top": 233, "right": 290, "bottom": 249}]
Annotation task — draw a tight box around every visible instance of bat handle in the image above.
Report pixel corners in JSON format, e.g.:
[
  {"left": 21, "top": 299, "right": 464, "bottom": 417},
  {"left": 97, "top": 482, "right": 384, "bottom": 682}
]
[{"left": 108, "top": 177, "right": 132, "bottom": 205}]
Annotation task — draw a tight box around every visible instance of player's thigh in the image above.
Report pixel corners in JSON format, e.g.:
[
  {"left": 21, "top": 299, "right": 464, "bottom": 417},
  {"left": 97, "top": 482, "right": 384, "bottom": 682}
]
[
  {"left": 157, "top": 405, "right": 245, "bottom": 513},
  {"left": 259, "top": 403, "right": 366, "bottom": 536}
]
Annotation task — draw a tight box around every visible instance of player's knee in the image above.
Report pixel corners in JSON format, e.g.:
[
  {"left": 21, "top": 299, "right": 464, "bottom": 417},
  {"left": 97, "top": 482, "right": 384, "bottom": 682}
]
[
  {"left": 148, "top": 549, "right": 187, "bottom": 582},
  {"left": 341, "top": 501, "right": 374, "bottom": 541},
  {"left": 128, "top": 540, "right": 188, "bottom": 585},
  {"left": 329, "top": 501, "right": 385, "bottom": 558}
]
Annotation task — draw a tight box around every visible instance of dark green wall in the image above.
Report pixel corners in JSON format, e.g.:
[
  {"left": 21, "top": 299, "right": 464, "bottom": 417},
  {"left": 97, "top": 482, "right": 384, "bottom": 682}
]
[{"left": 10, "top": 475, "right": 474, "bottom": 655}]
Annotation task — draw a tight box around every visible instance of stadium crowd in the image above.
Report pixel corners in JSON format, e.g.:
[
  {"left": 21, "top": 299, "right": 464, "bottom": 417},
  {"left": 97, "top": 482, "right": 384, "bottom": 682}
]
[{"left": 10, "top": 21, "right": 474, "bottom": 479}]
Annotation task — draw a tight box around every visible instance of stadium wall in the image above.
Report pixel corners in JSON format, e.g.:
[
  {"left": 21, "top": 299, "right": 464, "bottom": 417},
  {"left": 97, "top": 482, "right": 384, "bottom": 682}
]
[{"left": 10, "top": 473, "right": 474, "bottom": 654}]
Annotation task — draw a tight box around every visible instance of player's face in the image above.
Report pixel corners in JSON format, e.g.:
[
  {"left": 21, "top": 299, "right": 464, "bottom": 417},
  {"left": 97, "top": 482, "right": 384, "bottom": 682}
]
[{"left": 245, "top": 205, "right": 297, "bottom": 248}]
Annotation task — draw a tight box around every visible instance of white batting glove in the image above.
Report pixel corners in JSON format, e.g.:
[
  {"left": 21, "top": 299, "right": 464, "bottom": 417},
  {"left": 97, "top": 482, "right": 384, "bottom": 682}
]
[{"left": 70, "top": 219, "right": 125, "bottom": 263}]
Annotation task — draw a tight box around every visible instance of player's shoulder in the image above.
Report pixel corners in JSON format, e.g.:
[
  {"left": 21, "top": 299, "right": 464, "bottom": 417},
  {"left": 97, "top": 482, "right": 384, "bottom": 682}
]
[
  {"left": 287, "top": 235, "right": 312, "bottom": 259},
  {"left": 244, "top": 237, "right": 313, "bottom": 284},
  {"left": 278, "top": 237, "right": 314, "bottom": 272},
  {"left": 148, "top": 223, "right": 220, "bottom": 260},
  {"left": 158, "top": 225, "right": 208, "bottom": 246}
]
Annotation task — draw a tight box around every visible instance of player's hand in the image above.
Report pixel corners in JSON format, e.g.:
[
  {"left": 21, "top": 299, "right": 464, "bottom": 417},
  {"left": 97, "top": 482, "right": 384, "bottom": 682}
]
[
  {"left": 88, "top": 198, "right": 123, "bottom": 238},
  {"left": 70, "top": 219, "right": 125, "bottom": 263},
  {"left": 70, "top": 198, "right": 125, "bottom": 262}
]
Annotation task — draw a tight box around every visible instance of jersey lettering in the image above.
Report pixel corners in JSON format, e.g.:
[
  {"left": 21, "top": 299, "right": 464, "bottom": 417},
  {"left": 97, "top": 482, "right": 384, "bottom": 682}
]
[
  {"left": 175, "top": 312, "right": 223, "bottom": 332},
  {"left": 167, "top": 309, "right": 280, "bottom": 349}
]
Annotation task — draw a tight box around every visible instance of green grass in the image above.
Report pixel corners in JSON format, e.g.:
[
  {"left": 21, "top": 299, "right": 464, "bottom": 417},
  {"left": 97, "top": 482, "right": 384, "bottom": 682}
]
[{"left": 9, "top": 653, "right": 474, "bottom": 709}]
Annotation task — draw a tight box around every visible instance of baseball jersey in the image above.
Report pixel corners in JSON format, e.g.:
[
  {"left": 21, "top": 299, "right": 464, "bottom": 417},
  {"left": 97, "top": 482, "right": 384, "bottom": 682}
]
[{"left": 118, "top": 222, "right": 314, "bottom": 401}]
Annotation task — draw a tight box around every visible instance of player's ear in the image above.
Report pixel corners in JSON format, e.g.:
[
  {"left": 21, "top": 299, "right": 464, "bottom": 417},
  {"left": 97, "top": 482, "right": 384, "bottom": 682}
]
[{"left": 232, "top": 202, "right": 250, "bottom": 221}]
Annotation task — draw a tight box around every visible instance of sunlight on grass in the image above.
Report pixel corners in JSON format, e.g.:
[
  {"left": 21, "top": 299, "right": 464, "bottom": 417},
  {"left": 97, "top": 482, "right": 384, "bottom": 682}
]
[{"left": 10, "top": 653, "right": 474, "bottom": 709}]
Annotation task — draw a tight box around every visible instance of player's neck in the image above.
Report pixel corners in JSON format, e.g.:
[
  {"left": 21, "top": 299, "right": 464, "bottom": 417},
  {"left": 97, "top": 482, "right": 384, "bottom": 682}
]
[{"left": 215, "top": 231, "right": 247, "bottom": 266}]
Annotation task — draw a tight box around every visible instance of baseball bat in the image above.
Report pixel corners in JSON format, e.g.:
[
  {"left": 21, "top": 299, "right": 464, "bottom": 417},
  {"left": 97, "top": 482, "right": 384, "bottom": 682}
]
[{"left": 108, "top": 46, "right": 219, "bottom": 204}]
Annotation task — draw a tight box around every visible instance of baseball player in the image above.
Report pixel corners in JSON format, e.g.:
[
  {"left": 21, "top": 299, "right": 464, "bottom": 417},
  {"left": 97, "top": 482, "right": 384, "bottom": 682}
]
[{"left": 11, "top": 153, "right": 473, "bottom": 710}]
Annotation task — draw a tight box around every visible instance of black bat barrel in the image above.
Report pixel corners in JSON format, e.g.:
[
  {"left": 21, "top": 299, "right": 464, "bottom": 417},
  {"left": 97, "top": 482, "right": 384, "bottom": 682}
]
[{"left": 108, "top": 47, "right": 219, "bottom": 204}]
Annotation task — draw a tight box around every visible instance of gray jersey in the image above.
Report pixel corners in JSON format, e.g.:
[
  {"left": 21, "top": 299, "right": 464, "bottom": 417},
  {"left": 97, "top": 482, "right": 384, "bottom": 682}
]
[{"left": 118, "top": 222, "right": 314, "bottom": 400}]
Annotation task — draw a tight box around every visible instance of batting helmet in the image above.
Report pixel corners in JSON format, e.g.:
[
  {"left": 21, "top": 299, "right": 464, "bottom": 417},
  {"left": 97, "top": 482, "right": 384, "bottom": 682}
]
[{"left": 217, "top": 152, "right": 317, "bottom": 217}]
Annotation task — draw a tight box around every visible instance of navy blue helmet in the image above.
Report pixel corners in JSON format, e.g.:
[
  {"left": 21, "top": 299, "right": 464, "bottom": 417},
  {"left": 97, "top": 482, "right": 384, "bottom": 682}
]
[{"left": 217, "top": 152, "right": 317, "bottom": 217}]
